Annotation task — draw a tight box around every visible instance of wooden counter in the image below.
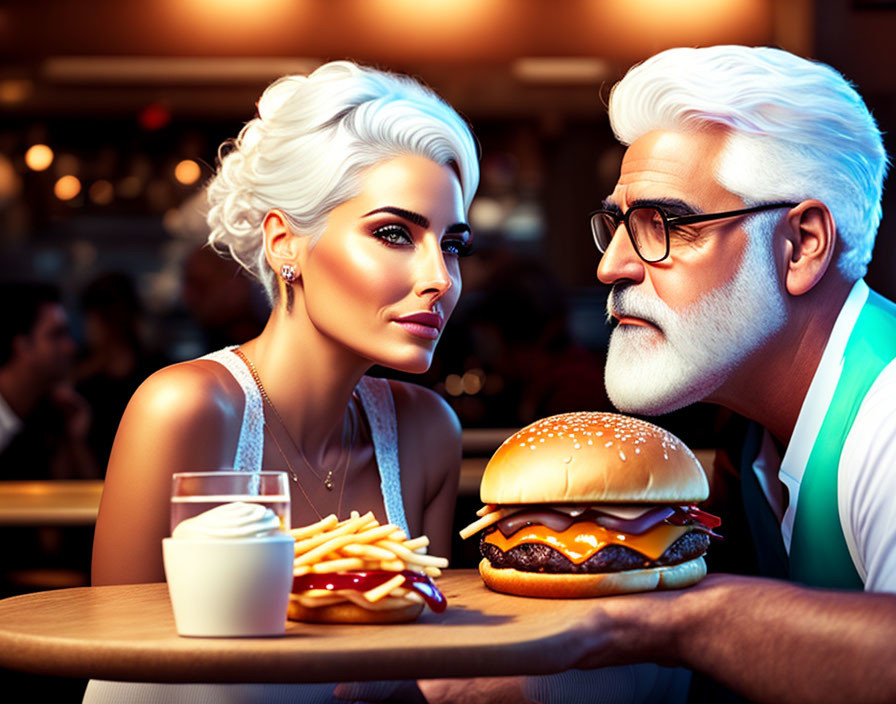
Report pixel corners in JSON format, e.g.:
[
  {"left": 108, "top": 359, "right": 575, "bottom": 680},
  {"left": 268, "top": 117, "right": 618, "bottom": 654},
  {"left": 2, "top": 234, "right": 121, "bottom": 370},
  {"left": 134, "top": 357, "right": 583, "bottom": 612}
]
[{"left": 0, "top": 570, "right": 592, "bottom": 683}]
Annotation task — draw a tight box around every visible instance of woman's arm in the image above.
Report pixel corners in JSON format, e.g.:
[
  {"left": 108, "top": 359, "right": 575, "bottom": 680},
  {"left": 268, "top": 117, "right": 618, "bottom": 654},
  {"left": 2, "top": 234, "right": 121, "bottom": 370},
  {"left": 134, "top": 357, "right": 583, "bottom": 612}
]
[{"left": 91, "top": 363, "right": 240, "bottom": 586}]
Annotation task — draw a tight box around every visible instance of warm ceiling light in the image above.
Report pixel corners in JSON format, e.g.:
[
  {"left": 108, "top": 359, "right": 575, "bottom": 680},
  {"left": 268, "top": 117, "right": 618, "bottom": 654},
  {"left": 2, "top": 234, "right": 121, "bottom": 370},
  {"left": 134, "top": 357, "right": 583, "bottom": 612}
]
[
  {"left": 599, "top": 0, "right": 768, "bottom": 48},
  {"left": 54, "top": 175, "right": 82, "bottom": 201},
  {"left": 174, "top": 159, "right": 201, "bottom": 185},
  {"left": 25, "top": 144, "right": 54, "bottom": 171}
]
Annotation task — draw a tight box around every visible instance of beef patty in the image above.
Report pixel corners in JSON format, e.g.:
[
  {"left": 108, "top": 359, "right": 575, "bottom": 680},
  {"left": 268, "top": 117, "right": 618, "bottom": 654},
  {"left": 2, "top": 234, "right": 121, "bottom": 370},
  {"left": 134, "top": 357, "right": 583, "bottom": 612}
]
[{"left": 480, "top": 528, "right": 710, "bottom": 573}]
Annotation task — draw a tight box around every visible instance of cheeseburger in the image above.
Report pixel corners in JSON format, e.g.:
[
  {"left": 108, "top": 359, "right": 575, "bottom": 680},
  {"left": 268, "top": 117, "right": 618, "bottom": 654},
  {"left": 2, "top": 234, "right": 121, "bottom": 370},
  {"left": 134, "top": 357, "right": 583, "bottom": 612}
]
[{"left": 460, "top": 412, "right": 720, "bottom": 597}]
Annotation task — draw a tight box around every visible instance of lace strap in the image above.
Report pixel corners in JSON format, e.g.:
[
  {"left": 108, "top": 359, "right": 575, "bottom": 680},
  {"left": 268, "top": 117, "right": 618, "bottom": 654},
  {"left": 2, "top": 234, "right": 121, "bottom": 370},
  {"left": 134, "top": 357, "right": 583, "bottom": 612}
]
[
  {"left": 356, "top": 377, "right": 409, "bottom": 535},
  {"left": 198, "top": 347, "right": 265, "bottom": 473}
]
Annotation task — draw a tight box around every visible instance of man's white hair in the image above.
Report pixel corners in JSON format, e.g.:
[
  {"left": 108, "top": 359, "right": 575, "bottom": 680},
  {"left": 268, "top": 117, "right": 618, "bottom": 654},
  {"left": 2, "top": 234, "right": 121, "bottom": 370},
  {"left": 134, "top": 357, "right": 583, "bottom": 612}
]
[
  {"left": 608, "top": 45, "right": 888, "bottom": 281},
  {"left": 206, "top": 60, "right": 479, "bottom": 302}
]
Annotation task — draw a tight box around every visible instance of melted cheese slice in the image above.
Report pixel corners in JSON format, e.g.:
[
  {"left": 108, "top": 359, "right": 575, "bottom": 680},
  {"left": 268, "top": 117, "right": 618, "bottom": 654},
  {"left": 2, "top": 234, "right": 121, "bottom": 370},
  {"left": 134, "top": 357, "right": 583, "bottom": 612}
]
[{"left": 484, "top": 522, "right": 689, "bottom": 563}]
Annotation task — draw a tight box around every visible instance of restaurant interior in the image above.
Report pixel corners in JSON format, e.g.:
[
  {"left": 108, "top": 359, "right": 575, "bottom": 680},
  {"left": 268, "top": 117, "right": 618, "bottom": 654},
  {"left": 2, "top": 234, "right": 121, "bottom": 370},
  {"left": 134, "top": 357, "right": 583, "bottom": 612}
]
[{"left": 2, "top": 0, "right": 896, "bottom": 697}]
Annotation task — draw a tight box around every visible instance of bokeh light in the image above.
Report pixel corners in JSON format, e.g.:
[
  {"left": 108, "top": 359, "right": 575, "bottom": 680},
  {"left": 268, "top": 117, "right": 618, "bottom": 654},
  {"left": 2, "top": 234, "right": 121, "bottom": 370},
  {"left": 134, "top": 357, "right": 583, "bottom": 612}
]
[
  {"left": 54, "top": 175, "right": 82, "bottom": 201},
  {"left": 174, "top": 159, "right": 201, "bottom": 185},
  {"left": 25, "top": 144, "right": 54, "bottom": 171}
]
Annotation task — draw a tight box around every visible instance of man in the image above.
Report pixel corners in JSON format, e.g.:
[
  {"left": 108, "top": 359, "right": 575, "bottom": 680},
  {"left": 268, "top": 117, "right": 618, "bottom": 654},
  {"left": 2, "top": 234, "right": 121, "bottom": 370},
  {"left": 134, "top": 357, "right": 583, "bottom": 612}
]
[
  {"left": 0, "top": 282, "right": 97, "bottom": 479},
  {"left": 571, "top": 45, "right": 896, "bottom": 704},
  {"left": 330, "top": 46, "right": 896, "bottom": 704}
]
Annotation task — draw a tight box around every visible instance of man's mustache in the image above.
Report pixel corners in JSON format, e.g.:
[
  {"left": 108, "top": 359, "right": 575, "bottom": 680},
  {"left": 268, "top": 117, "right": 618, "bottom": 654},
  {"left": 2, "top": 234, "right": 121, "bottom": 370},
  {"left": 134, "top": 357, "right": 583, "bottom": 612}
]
[{"left": 607, "top": 285, "right": 665, "bottom": 333}]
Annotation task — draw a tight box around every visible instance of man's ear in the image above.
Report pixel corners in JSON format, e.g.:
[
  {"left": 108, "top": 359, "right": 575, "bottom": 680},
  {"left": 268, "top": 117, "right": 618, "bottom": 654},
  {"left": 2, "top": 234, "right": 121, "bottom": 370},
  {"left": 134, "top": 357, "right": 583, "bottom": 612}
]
[
  {"left": 262, "top": 209, "right": 307, "bottom": 275},
  {"left": 782, "top": 200, "right": 837, "bottom": 297}
]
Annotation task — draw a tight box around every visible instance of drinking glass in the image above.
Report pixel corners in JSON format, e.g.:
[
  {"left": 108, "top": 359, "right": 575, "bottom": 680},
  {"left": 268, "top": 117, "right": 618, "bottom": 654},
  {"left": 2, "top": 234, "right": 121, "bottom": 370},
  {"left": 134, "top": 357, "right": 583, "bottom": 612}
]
[{"left": 170, "top": 471, "right": 291, "bottom": 535}]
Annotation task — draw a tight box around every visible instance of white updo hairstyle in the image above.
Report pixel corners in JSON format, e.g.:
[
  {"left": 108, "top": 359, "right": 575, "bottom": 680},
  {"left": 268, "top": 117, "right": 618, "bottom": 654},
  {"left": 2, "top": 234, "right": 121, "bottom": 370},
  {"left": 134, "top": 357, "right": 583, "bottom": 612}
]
[
  {"left": 608, "top": 45, "right": 889, "bottom": 281},
  {"left": 206, "top": 61, "right": 480, "bottom": 302}
]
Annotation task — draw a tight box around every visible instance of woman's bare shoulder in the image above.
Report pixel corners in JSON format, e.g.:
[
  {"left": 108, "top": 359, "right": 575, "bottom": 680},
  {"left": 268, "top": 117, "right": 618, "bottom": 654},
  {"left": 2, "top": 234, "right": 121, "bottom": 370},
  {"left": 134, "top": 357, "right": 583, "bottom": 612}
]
[
  {"left": 112, "top": 358, "right": 245, "bottom": 466},
  {"left": 131, "top": 359, "right": 243, "bottom": 416},
  {"left": 387, "top": 379, "right": 461, "bottom": 459}
]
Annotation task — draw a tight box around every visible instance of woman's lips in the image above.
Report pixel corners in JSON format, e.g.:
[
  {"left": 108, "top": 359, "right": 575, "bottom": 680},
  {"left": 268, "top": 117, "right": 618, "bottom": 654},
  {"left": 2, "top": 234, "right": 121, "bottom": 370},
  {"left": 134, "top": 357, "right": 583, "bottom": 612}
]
[{"left": 394, "top": 312, "right": 443, "bottom": 340}]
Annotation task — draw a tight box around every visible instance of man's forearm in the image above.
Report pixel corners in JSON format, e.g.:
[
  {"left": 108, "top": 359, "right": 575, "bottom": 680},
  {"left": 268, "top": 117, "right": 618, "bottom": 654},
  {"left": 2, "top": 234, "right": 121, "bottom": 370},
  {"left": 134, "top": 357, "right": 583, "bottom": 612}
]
[{"left": 578, "top": 574, "right": 896, "bottom": 704}]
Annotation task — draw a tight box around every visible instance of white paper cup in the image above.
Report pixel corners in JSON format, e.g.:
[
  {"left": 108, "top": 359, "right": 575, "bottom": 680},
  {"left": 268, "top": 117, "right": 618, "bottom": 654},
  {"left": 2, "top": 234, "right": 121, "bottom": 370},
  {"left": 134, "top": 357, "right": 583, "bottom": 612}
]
[{"left": 162, "top": 534, "right": 295, "bottom": 637}]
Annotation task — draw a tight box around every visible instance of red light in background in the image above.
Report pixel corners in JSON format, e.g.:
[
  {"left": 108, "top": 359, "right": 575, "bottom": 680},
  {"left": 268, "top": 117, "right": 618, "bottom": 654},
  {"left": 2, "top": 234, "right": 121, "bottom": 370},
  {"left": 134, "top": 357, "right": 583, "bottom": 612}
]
[{"left": 139, "top": 102, "right": 171, "bottom": 131}]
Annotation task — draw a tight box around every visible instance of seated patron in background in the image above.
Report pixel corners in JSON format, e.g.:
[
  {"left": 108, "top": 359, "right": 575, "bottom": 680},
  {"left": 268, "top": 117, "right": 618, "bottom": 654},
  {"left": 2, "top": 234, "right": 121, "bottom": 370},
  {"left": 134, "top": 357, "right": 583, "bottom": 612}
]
[
  {"left": 0, "top": 282, "right": 98, "bottom": 479},
  {"left": 564, "top": 45, "right": 896, "bottom": 704},
  {"left": 75, "top": 272, "right": 168, "bottom": 471}
]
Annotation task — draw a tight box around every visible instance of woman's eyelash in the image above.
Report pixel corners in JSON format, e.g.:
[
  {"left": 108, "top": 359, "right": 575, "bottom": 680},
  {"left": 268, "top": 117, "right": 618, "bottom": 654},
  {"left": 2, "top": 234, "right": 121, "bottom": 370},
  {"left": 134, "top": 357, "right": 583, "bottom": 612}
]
[
  {"left": 371, "top": 222, "right": 473, "bottom": 257},
  {"left": 372, "top": 224, "right": 412, "bottom": 246},
  {"left": 443, "top": 239, "right": 473, "bottom": 257}
]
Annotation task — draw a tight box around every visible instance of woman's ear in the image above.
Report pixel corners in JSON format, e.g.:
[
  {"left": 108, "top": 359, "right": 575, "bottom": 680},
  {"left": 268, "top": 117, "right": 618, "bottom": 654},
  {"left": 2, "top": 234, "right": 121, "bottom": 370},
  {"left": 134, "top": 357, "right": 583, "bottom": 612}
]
[
  {"left": 782, "top": 200, "right": 837, "bottom": 297},
  {"left": 262, "top": 209, "right": 302, "bottom": 276}
]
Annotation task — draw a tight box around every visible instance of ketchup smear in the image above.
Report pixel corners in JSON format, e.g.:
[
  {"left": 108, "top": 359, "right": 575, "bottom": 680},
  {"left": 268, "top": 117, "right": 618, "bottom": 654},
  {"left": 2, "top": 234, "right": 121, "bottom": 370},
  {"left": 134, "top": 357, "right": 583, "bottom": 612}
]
[{"left": 292, "top": 570, "right": 447, "bottom": 613}]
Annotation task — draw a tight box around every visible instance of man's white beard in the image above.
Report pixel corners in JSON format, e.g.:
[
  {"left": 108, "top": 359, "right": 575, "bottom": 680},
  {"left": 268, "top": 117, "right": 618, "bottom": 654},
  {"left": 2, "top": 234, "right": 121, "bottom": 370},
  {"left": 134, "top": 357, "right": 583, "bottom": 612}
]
[{"left": 604, "top": 227, "right": 787, "bottom": 415}]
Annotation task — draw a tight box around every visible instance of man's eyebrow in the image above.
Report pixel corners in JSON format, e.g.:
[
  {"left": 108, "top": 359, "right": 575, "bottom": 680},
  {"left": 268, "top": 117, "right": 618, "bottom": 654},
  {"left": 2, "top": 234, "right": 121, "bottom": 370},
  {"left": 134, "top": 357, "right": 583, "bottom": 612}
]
[
  {"left": 628, "top": 197, "right": 702, "bottom": 217},
  {"left": 363, "top": 206, "right": 471, "bottom": 235},
  {"left": 362, "top": 206, "right": 429, "bottom": 229},
  {"left": 601, "top": 198, "right": 621, "bottom": 214}
]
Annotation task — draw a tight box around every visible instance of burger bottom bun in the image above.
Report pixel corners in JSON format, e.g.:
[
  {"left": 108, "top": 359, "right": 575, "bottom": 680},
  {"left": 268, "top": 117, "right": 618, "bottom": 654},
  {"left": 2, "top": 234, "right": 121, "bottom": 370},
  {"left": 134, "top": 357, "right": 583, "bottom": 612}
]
[
  {"left": 287, "top": 595, "right": 424, "bottom": 624},
  {"left": 479, "top": 556, "right": 707, "bottom": 598}
]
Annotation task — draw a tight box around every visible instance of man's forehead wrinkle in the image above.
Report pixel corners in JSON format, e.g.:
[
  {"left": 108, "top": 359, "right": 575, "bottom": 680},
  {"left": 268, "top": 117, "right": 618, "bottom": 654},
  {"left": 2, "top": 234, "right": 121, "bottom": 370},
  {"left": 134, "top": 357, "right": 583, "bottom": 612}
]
[{"left": 620, "top": 154, "right": 685, "bottom": 171}]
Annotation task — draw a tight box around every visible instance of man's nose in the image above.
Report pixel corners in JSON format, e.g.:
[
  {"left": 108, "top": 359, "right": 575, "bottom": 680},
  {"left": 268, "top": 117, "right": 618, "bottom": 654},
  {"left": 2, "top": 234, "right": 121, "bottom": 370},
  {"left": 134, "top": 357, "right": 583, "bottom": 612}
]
[{"left": 596, "top": 224, "right": 645, "bottom": 285}]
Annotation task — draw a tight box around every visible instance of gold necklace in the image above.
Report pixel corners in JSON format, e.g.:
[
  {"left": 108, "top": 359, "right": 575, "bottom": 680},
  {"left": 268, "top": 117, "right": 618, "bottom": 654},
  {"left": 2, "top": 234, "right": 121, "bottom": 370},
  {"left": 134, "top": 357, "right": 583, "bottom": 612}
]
[
  {"left": 261, "top": 416, "right": 352, "bottom": 521},
  {"left": 234, "top": 348, "right": 356, "bottom": 491}
]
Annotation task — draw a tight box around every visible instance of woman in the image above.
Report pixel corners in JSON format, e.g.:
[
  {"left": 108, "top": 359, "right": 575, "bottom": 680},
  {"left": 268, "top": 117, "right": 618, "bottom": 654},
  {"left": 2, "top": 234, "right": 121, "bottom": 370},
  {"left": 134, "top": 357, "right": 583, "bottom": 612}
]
[
  {"left": 85, "top": 61, "right": 478, "bottom": 702},
  {"left": 92, "top": 60, "right": 478, "bottom": 583}
]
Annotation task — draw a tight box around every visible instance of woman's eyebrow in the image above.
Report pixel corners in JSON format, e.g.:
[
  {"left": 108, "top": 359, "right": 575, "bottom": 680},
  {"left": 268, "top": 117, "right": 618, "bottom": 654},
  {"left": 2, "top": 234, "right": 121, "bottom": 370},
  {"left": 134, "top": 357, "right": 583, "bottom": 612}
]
[
  {"left": 363, "top": 206, "right": 429, "bottom": 228},
  {"left": 363, "top": 206, "right": 471, "bottom": 235}
]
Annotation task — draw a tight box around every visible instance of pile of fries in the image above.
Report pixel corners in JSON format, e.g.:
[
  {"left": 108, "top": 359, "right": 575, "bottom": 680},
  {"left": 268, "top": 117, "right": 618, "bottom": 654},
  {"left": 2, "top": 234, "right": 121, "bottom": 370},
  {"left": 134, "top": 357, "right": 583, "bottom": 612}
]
[{"left": 290, "top": 510, "right": 448, "bottom": 610}]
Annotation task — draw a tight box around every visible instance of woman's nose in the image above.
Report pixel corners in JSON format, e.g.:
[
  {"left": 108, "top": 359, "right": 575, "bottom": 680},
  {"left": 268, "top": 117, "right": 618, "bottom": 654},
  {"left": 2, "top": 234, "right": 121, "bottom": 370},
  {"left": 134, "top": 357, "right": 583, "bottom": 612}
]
[{"left": 414, "top": 239, "right": 454, "bottom": 300}]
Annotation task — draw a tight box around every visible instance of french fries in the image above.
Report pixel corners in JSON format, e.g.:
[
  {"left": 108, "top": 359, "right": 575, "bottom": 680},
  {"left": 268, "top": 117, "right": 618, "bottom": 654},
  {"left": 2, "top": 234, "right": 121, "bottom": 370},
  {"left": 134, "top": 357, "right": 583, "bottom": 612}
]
[
  {"left": 290, "top": 511, "right": 449, "bottom": 610},
  {"left": 458, "top": 505, "right": 514, "bottom": 540}
]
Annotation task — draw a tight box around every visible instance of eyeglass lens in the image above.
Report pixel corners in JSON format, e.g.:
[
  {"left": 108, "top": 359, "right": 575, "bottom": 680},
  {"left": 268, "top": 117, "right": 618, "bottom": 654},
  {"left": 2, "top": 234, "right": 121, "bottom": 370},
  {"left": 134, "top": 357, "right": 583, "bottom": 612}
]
[{"left": 592, "top": 207, "right": 667, "bottom": 262}]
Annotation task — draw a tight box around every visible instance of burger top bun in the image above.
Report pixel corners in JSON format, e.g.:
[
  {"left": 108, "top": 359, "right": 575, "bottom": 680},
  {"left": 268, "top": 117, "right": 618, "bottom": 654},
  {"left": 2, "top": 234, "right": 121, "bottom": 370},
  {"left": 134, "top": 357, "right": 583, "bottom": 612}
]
[{"left": 480, "top": 412, "right": 707, "bottom": 505}]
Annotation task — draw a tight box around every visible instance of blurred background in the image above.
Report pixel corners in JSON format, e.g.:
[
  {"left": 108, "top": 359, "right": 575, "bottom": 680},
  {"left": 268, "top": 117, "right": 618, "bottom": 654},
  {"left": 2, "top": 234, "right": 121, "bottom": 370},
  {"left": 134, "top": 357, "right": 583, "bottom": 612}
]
[{"left": 1, "top": 0, "right": 896, "bottom": 691}]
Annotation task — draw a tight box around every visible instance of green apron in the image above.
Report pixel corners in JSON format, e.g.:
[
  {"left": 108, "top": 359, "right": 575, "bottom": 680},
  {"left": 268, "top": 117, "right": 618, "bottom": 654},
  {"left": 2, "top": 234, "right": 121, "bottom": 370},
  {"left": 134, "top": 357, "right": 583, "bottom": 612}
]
[{"left": 787, "top": 289, "right": 896, "bottom": 588}]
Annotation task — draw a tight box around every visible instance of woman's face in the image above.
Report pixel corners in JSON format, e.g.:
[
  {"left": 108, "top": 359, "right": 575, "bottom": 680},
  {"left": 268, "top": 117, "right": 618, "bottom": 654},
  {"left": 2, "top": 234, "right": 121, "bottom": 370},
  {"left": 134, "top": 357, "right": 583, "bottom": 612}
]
[{"left": 298, "top": 154, "right": 471, "bottom": 373}]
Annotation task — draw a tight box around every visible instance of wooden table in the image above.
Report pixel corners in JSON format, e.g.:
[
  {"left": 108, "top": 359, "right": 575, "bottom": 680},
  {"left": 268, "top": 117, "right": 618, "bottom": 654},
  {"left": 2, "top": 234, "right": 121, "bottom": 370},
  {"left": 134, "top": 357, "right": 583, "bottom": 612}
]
[
  {"left": 0, "top": 570, "right": 593, "bottom": 683},
  {"left": 0, "top": 480, "right": 104, "bottom": 526}
]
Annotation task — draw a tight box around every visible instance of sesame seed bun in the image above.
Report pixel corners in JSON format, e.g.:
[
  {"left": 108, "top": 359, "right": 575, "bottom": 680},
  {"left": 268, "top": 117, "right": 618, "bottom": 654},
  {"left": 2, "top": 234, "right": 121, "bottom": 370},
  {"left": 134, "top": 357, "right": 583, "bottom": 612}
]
[
  {"left": 480, "top": 412, "right": 708, "bottom": 505},
  {"left": 287, "top": 595, "right": 424, "bottom": 624},
  {"left": 478, "top": 556, "right": 707, "bottom": 598}
]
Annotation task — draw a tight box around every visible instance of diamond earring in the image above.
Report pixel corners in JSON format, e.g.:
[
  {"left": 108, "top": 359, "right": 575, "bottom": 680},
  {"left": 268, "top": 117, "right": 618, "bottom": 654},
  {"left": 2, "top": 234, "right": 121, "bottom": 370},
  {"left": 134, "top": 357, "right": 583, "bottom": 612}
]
[{"left": 280, "top": 264, "right": 297, "bottom": 283}]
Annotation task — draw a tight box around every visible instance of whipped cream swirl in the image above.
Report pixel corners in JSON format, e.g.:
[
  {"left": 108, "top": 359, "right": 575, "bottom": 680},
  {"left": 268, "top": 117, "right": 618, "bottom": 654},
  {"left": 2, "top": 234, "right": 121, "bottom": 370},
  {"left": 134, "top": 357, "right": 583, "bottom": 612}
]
[{"left": 172, "top": 502, "right": 283, "bottom": 539}]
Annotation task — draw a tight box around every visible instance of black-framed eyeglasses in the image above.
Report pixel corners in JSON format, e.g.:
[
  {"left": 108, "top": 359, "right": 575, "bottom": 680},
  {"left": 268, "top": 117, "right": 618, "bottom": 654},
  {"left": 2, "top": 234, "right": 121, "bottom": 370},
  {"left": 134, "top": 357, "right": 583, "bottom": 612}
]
[{"left": 589, "top": 202, "right": 798, "bottom": 263}]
